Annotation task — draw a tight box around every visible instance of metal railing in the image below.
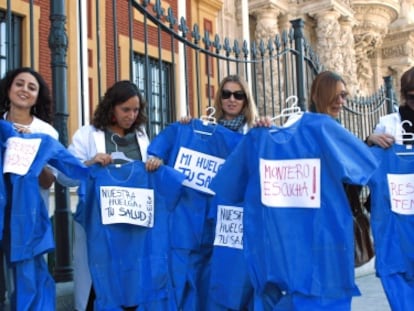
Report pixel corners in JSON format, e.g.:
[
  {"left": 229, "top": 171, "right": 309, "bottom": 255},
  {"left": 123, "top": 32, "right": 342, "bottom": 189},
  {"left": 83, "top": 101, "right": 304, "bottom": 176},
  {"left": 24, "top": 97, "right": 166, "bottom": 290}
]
[{"left": 0, "top": 0, "right": 397, "bottom": 282}]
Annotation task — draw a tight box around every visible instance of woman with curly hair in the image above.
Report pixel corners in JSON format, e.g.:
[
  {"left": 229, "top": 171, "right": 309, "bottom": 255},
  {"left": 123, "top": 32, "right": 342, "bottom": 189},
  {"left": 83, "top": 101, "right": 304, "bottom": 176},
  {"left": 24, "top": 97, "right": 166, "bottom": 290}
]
[
  {"left": 0, "top": 67, "right": 58, "bottom": 196},
  {"left": 68, "top": 80, "right": 162, "bottom": 310},
  {"left": 0, "top": 66, "right": 59, "bottom": 307}
]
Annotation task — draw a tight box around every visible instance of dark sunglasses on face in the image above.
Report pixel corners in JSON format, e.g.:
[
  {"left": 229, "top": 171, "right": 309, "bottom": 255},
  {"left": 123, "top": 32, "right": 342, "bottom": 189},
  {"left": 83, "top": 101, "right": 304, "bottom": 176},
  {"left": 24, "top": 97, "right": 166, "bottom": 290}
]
[{"left": 221, "top": 89, "right": 246, "bottom": 100}]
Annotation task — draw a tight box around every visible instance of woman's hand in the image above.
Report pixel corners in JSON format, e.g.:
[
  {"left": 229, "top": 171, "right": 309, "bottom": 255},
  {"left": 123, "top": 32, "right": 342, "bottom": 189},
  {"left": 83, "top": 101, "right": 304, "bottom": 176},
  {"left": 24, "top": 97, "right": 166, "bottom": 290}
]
[
  {"left": 253, "top": 116, "right": 273, "bottom": 127},
  {"left": 366, "top": 133, "right": 394, "bottom": 148},
  {"left": 85, "top": 153, "right": 113, "bottom": 166},
  {"left": 38, "top": 167, "right": 56, "bottom": 189},
  {"left": 179, "top": 115, "right": 192, "bottom": 124},
  {"left": 145, "top": 157, "right": 163, "bottom": 172}
]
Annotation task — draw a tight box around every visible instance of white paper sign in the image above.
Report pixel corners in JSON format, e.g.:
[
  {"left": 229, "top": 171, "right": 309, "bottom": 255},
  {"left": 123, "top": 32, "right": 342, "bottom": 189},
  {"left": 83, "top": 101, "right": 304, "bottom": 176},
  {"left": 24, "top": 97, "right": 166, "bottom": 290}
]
[
  {"left": 213, "top": 205, "right": 243, "bottom": 249},
  {"left": 100, "top": 186, "right": 154, "bottom": 227},
  {"left": 3, "top": 137, "right": 41, "bottom": 175},
  {"left": 174, "top": 147, "right": 225, "bottom": 194},
  {"left": 388, "top": 173, "right": 414, "bottom": 215},
  {"left": 260, "top": 158, "right": 321, "bottom": 208}
]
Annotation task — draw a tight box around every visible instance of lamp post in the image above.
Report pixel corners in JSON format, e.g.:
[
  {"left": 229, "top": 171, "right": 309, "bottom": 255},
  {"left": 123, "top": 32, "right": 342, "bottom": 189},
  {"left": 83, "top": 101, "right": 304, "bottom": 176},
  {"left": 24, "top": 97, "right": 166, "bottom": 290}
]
[{"left": 48, "top": 0, "right": 72, "bottom": 282}]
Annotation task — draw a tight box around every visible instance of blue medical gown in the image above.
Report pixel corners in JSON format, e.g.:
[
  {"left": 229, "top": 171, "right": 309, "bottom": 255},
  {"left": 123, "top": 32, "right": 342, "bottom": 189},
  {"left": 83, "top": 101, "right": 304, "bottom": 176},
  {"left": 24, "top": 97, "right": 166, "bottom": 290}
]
[
  {"left": 75, "top": 162, "right": 185, "bottom": 310},
  {"left": 210, "top": 113, "right": 378, "bottom": 300},
  {"left": 368, "top": 145, "right": 414, "bottom": 278},
  {"left": 0, "top": 121, "right": 87, "bottom": 311}
]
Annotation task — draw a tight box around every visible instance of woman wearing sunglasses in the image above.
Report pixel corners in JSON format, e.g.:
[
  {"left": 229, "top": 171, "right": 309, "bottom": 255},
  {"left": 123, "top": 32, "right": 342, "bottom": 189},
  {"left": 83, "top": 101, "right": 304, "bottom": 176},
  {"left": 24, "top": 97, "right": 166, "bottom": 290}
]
[
  {"left": 213, "top": 75, "right": 258, "bottom": 133},
  {"left": 180, "top": 75, "right": 258, "bottom": 133}
]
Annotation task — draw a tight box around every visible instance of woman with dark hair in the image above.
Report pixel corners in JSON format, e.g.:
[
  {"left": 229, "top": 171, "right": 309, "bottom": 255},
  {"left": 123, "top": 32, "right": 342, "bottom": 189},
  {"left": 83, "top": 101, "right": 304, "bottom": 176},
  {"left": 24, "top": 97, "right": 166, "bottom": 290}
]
[
  {"left": 0, "top": 66, "right": 54, "bottom": 124},
  {"left": 0, "top": 66, "right": 58, "bottom": 196},
  {"left": 0, "top": 67, "right": 57, "bottom": 307},
  {"left": 364, "top": 66, "right": 414, "bottom": 310},
  {"left": 0, "top": 67, "right": 85, "bottom": 309},
  {"left": 366, "top": 66, "right": 414, "bottom": 147},
  {"left": 68, "top": 80, "right": 162, "bottom": 311}
]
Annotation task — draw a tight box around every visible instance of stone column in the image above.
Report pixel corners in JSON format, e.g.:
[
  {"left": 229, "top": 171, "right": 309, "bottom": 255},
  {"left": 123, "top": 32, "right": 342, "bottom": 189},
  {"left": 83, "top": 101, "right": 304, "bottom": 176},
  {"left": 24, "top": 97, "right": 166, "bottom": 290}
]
[
  {"left": 252, "top": 7, "right": 280, "bottom": 115},
  {"left": 353, "top": 4, "right": 398, "bottom": 94},
  {"left": 314, "top": 11, "right": 344, "bottom": 74},
  {"left": 340, "top": 18, "right": 358, "bottom": 95}
]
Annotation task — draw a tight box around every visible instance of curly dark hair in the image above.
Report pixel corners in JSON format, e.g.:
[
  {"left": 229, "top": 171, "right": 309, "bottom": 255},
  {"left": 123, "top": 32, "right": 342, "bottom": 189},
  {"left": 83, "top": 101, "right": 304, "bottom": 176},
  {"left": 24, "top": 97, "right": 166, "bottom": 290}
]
[
  {"left": 92, "top": 80, "right": 147, "bottom": 133},
  {"left": 0, "top": 67, "right": 53, "bottom": 123}
]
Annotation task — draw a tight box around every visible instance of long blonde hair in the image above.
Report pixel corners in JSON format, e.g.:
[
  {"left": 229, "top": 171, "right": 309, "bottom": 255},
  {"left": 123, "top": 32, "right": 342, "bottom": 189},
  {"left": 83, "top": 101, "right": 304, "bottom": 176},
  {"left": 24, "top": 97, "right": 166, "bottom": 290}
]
[{"left": 213, "top": 75, "right": 258, "bottom": 127}]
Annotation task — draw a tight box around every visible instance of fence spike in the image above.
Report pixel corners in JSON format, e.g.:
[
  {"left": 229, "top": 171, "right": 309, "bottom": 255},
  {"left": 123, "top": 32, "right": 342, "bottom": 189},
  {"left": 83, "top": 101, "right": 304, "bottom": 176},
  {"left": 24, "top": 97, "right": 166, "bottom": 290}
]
[
  {"left": 259, "top": 39, "right": 266, "bottom": 56},
  {"left": 166, "top": 7, "right": 176, "bottom": 28},
  {"left": 192, "top": 24, "right": 201, "bottom": 44},
  {"left": 153, "top": 0, "right": 164, "bottom": 19},
  {"left": 213, "top": 34, "right": 222, "bottom": 52},
  {"left": 178, "top": 16, "right": 189, "bottom": 37},
  {"left": 224, "top": 38, "right": 232, "bottom": 56},
  {"left": 233, "top": 39, "right": 241, "bottom": 58}
]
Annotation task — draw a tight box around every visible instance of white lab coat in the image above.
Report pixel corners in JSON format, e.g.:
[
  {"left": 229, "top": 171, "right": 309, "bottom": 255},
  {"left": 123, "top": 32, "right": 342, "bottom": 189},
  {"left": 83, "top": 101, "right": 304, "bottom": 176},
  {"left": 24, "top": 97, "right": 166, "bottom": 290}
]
[
  {"left": 373, "top": 112, "right": 403, "bottom": 144},
  {"left": 68, "top": 124, "right": 149, "bottom": 311}
]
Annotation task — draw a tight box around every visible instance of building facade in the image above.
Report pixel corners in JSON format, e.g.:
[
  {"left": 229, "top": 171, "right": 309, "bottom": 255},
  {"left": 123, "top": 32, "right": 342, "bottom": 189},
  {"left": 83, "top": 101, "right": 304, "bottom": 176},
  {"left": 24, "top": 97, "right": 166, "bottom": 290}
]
[{"left": 221, "top": 0, "right": 414, "bottom": 98}]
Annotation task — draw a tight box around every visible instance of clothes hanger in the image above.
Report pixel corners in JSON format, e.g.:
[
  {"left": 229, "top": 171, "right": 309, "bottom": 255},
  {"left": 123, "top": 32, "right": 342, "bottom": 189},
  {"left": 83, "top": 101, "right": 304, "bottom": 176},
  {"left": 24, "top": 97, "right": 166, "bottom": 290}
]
[
  {"left": 110, "top": 134, "right": 134, "bottom": 162},
  {"left": 193, "top": 106, "right": 217, "bottom": 136},
  {"left": 270, "top": 95, "right": 303, "bottom": 130},
  {"left": 395, "top": 120, "right": 414, "bottom": 155}
]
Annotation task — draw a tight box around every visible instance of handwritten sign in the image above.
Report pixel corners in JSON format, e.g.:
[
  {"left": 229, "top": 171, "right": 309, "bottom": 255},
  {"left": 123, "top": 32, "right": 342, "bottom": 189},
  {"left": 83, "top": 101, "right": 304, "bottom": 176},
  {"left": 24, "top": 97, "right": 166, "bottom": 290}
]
[
  {"left": 214, "top": 205, "right": 243, "bottom": 249},
  {"left": 388, "top": 173, "right": 414, "bottom": 215},
  {"left": 260, "top": 158, "right": 320, "bottom": 208},
  {"left": 100, "top": 186, "right": 154, "bottom": 227},
  {"left": 174, "top": 147, "right": 225, "bottom": 194},
  {"left": 3, "top": 137, "right": 41, "bottom": 175}
]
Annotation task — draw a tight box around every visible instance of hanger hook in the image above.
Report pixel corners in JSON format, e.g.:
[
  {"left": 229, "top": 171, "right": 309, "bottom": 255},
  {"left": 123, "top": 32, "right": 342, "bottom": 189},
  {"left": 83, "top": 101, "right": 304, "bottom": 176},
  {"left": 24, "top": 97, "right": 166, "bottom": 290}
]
[
  {"left": 286, "top": 95, "right": 298, "bottom": 107},
  {"left": 110, "top": 133, "right": 120, "bottom": 152},
  {"left": 400, "top": 120, "right": 413, "bottom": 134},
  {"left": 206, "top": 106, "right": 216, "bottom": 118}
]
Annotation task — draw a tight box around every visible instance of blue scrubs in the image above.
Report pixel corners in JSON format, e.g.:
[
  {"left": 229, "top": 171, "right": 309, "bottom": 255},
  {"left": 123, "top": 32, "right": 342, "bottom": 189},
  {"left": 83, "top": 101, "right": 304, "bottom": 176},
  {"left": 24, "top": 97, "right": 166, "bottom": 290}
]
[
  {"left": 368, "top": 144, "right": 414, "bottom": 311},
  {"left": 148, "top": 119, "right": 241, "bottom": 310},
  {"left": 210, "top": 113, "right": 378, "bottom": 310}
]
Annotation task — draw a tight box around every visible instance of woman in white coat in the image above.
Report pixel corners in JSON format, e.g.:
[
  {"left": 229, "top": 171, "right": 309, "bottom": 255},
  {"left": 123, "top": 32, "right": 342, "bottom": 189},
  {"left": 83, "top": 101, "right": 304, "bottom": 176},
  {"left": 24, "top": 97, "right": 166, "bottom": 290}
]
[
  {"left": 68, "top": 80, "right": 161, "bottom": 311},
  {"left": 366, "top": 67, "right": 414, "bottom": 147}
]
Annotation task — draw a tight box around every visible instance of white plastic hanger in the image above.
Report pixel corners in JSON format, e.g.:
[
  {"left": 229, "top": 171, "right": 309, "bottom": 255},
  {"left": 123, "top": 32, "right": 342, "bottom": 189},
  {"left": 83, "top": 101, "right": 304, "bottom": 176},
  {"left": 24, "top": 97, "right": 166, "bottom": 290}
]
[
  {"left": 110, "top": 134, "right": 134, "bottom": 162},
  {"left": 396, "top": 120, "right": 414, "bottom": 155},
  {"left": 270, "top": 95, "right": 303, "bottom": 130},
  {"left": 194, "top": 106, "right": 217, "bottom": 135}
]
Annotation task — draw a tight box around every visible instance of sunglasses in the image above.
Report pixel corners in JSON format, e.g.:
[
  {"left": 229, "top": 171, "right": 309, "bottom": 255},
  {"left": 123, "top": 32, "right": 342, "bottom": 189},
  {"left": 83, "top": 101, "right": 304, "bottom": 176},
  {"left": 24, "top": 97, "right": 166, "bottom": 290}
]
[
  {"left": 336, "top": 91, "right": 348, "bottom": 101},
  {"left": 221, "top": 89, "right": 246, "bottom": 100},
  {"left": 406, "top": 93, "right": 414, "bottom": 101}
]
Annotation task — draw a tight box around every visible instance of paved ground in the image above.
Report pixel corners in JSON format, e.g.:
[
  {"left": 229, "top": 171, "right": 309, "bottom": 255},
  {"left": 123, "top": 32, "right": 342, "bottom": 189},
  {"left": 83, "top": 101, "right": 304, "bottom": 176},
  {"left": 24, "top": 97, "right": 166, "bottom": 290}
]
[
  {"left": 353, "top": 258, "right": 390, "bottom": 311},
  {"left": 3, "top": 257, "right": 391, "bottom": 311}
]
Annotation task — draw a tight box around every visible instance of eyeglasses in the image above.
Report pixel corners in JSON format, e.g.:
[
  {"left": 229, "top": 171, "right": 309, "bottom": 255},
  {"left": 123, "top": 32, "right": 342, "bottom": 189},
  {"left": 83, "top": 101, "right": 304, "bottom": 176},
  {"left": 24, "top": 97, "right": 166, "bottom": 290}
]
[
  {"left": 406, "top": 93, "right": 414, "bottom": 101},
  {"left": 221, "top": 89, "right": 246, "bottom": 100},
  {"left": 336, "top": 91, "right": 348, "bottom": 101}
]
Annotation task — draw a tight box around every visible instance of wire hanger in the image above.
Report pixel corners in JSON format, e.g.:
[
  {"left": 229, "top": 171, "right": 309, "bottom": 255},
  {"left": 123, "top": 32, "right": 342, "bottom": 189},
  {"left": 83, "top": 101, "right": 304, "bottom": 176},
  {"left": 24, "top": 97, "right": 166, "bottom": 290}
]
[
  {"left": 200, "top": 106, "right": 217, "bottom": 125},
  {"left": 270, "top": 95, "right": 303, "bottom": 129},
  {"left": 194, "top": 106, "right": 217, "bottom": 136},
  {"left": 396, "top": 120, "right": 414, "bottom": 155},
  {"left": 110, "top": 134, "right": 134, "bottom": 162}
]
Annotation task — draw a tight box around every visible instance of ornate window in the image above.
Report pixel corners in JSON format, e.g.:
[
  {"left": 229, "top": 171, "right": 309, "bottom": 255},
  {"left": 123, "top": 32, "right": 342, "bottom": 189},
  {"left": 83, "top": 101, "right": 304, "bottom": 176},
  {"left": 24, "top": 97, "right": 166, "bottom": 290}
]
[
  {"left": 132, "top": 53, "right": 173, "bottom": 137},
  {"left": 0, "top": 11, "right": 22, "bottom": 77}
]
